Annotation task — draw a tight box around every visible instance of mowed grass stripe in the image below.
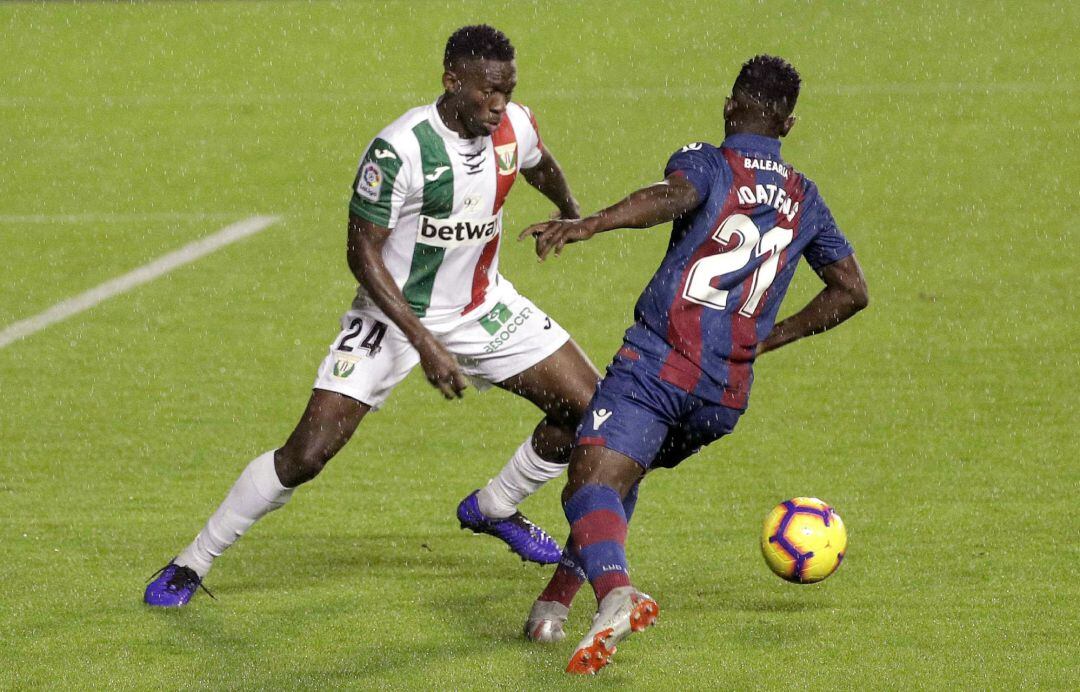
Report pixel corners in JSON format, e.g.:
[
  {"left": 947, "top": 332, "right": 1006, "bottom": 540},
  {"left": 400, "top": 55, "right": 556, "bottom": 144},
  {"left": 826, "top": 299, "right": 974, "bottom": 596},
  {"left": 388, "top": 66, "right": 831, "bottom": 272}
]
[{"left": 0, "top": 215, "right": 280, "bottom": 349}]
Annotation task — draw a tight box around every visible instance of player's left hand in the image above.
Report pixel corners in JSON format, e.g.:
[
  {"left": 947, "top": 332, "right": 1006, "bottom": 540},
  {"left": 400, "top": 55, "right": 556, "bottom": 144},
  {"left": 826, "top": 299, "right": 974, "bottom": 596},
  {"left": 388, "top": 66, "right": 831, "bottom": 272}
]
[{"left": 518, "top": 219, "right": 595, "bottom": 261}]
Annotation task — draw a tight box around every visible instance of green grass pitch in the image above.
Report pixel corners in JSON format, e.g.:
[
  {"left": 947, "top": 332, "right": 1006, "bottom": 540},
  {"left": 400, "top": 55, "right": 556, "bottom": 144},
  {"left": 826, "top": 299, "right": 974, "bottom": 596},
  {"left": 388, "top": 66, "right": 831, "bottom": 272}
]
[{"left": 1, "top": 1, "right": 1076, "bottom": 688}]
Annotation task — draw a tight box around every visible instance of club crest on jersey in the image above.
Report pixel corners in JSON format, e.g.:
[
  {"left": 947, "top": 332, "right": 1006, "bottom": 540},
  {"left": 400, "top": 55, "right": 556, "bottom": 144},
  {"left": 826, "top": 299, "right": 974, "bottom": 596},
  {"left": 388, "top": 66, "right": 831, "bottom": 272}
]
[
  {"left": 417, "top": 213, "right": 500, "bottom": 248},
  {"left": 495, "top": 143, "right": 518, "bottom": 176},
  {"left": 355, "top": 161, "right": 383, "bottom": 202},
  {"left": 332, "top": 356, "right": 358, "bottom": 378}
]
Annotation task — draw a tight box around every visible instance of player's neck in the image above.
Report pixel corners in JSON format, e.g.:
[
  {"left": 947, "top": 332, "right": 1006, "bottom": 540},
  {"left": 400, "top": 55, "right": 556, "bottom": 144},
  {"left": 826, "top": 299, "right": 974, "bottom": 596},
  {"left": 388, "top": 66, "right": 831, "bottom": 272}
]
[
  {"left": 435, "top": 94, "right": 473, "bottom": 139},
  {"left": 725, "top": 121, "right": 782, "bottom": 140}
]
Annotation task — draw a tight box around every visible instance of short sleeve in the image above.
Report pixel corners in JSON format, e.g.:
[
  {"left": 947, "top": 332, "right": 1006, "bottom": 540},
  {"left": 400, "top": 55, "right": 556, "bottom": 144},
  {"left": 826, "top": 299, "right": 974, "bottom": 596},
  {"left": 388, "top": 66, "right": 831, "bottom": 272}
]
[
  {"left": 349, "top": 137, "right": 411, "bottom": 228},
  {"left": 802, "top": 196, "right": 855, "bottom": 270},
  {"left": 664, "top": 143, "right": 719, "bottom": 202},
  {"left": 517, "top": 104, "right": 544, "bottom": 169}
]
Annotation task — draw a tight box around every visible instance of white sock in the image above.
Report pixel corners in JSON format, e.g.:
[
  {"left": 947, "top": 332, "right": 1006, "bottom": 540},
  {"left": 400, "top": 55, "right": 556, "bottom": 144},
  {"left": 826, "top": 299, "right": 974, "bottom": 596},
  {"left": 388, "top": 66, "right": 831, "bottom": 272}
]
[
  {"left": 476, "top": 437, "right": 566, "bottom": 519},
  {"left": 174, "top": 450, "right": 294, "bottom": 578}
]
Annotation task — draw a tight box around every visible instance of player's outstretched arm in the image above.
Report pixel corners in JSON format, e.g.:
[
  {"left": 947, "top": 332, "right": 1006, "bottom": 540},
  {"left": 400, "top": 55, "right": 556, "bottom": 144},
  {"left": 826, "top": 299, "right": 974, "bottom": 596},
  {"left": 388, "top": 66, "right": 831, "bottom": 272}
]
[
  {"left": 347, "top": 215, "right": 468, "bottom": 399},
  {"left": 519, "top": 173, "right": 700, "bottom": 261},
  {"left": 521, "top": 148, "right": 581, "bottom": 220},
  {"left": 756, "top": 254, "right": 869, "bottom": 356}
]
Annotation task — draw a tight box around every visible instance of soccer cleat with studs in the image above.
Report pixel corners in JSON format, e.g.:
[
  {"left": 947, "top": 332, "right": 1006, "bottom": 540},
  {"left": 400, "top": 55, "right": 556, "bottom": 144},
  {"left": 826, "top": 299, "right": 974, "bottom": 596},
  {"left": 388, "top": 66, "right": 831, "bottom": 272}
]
[
  {"left": 565, "top": 586, "right": 659, "bottom": 675},
  {"left": 144, "top": 563, "right": 214, "bottom": 607},
  {"left": 456, "top": 490, "right": 561, "bottom": 564},
  {"left": 524, "top": 599, "right": 570, "bottom": 643}
]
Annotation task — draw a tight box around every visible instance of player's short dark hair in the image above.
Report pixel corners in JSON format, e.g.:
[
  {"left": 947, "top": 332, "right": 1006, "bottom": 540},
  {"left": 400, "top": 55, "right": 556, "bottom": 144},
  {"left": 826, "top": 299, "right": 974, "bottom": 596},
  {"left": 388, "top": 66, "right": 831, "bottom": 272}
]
[
  {"left": 444, "top": 25, "right": 515, "bottom": 68},
  {"left": 732, "top": 55, "right": 801, "bottom": 119}
]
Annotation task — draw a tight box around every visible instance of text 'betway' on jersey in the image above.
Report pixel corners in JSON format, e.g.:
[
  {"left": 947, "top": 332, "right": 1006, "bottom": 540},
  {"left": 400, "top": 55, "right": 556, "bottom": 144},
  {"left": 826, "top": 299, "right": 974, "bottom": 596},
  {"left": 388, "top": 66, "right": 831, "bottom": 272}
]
[{"left": 417, "top": 213, "right": 501, "bottom": 248}]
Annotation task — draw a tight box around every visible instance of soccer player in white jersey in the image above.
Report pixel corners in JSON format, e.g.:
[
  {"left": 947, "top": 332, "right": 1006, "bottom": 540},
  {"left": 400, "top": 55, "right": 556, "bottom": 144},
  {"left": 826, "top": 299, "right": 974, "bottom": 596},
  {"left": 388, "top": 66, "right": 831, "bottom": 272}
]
[{"left": 145, "top": 25, "right": 600, "bottom": 607}]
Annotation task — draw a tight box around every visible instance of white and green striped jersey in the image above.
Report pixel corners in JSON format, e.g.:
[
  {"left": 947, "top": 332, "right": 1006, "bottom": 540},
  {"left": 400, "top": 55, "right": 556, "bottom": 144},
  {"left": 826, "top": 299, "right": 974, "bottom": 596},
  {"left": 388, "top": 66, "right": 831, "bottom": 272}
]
[{"left": 349, "top": 101, "right": 544, "bottom": 325}]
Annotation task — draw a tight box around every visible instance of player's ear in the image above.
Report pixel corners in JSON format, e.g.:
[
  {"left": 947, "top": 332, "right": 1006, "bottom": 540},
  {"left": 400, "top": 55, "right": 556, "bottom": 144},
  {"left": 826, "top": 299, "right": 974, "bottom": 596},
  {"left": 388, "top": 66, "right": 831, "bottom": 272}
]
[
  {"left": 442, "top": 69, "right": 460, "bottom": 94},
  {"left": 723, "top": 97, "right": 735, "bottom": 118},
  {"left": 779, "top": 115, "right": 797, "bottom": 138}
]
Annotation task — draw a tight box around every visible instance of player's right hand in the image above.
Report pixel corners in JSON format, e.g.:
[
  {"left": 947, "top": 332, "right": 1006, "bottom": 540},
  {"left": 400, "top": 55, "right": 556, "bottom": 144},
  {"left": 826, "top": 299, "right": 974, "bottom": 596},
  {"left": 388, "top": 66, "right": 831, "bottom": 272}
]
[
  {"left": 518, "top": 219, "right": 596, "bottom": 261},
  {"left": 417, "top": 337, "right": 468, "bottom": 400}
]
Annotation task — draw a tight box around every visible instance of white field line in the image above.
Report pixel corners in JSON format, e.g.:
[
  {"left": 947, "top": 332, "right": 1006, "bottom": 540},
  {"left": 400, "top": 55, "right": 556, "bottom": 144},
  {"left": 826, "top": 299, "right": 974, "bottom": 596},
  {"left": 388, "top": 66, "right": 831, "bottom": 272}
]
[
  {"left": 0, "top": 215, "right": 280, "bottom": 349},
  {"left": 0, "top": 81, "right": 1073, "bottom": 108},
  {"left": 0, "top": 212, "right": 257, "bottom": 224}
]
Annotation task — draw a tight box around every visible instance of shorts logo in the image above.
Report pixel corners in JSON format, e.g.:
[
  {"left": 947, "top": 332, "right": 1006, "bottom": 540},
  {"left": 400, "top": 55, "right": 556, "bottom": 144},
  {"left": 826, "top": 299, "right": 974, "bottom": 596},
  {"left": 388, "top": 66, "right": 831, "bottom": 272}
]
[
  {"left": 592, "top": 408, "right": 612, "bottom": 429},
  {"left": 482, "top": 305, "right": 534, "bottom": 353},
  {"left": 495, "top": 143, "right": 518, "bottom": 176},
  {"left": 479, "top": 302, "right": 513, "bottom": 335},
  {"left": 332, "top": 357, "right": 358, "bottom": 378},
  {"left": 355, "top": 161, "right": 383, "bottom": 202}
]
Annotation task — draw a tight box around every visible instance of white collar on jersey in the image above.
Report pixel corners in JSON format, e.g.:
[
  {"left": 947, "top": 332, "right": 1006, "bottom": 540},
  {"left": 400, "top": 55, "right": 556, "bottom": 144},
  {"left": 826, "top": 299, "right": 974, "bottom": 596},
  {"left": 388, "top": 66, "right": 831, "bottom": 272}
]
[{"left": 428, "top": 101, "right": 485, "bottom": 144}]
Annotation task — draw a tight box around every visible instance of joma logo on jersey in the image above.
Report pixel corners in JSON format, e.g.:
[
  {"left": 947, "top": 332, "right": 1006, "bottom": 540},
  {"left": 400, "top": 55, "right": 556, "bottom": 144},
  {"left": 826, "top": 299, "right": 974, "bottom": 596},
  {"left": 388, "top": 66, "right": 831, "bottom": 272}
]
[{"left": 418, "top": 213, "right": 500, "bottom": 248}]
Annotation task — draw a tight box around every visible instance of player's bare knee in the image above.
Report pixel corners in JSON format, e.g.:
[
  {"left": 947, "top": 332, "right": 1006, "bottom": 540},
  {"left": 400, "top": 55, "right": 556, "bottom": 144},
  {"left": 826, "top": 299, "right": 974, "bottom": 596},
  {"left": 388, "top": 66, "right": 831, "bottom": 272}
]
[{"left": 274, "top": 445, "right": 333, "bottom": 486}]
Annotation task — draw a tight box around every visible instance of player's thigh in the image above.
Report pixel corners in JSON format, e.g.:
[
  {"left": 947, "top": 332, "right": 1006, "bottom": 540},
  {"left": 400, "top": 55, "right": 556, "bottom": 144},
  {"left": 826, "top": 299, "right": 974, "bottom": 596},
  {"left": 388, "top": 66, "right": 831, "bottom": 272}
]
[
  {"left": 495, "top": 338, "right": 599, "bottom": 422},
  {"left": 312, "top": 307, "right": 419, "bottom": 411},
  {"left": 652, "top": 400, "right": 743, "bottom": 469},
  {"left": 440, "top": 289, "right": 583, "bottom": 404},
  {"left": 574, "top": 360, "right": 683, "bottom": 471}
]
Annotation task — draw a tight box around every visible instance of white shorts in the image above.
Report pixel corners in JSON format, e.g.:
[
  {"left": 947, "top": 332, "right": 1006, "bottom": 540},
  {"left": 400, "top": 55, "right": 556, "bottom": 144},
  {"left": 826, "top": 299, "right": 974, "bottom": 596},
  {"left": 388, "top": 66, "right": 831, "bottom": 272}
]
[{"left": 312, "top": 283, "right": 570, "bottom": 409}]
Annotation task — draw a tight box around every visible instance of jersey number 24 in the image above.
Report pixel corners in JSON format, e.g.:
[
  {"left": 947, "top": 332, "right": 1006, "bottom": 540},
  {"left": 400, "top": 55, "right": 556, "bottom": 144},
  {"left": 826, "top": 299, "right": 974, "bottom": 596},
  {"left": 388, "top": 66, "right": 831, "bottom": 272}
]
[{"left": 682, "top": 213, "right": 793, "bottom": 317}]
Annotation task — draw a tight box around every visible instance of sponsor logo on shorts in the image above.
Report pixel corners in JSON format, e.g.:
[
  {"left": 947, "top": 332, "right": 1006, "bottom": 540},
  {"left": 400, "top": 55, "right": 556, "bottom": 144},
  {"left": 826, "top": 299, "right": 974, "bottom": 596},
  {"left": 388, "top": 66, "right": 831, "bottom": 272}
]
[
  {"left": 355, "top": 161, "right": 382, "bottom": 202},
  {"left": 479, "top": 302, "right": 513, "bottom": 335},
  {"left": 482, "top": 305, "right": 534, "bottom": 353},
  {"left": 591, "top": 408, "right": 612, "bottom": 429},
  {"left": 332, "top": 356, "right": 358, "bottom": 378},
  {"left": 417, "top": 213, "right": 500, "bottom": 248}
]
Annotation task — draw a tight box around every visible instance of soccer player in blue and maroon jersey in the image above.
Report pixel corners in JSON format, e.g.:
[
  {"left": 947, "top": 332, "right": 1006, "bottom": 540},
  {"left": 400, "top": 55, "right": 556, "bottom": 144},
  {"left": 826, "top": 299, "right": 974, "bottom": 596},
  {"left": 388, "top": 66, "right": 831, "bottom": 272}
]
[{"left": 518, "top": 55, "right": 869, "bottom": 674}]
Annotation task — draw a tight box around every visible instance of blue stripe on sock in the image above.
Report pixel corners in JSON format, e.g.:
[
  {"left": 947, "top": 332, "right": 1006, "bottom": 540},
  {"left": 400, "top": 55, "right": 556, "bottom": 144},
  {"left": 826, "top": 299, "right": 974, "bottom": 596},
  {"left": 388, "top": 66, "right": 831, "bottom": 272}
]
[{"left": 564, "top": 483, "right": 624, "bottom": 524}]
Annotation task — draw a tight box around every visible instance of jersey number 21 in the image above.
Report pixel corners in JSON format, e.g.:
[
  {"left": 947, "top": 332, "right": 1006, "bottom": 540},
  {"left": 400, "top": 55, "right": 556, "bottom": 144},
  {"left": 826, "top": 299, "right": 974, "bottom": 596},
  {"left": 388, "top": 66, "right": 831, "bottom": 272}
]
[{"left": 682, "top": 214, "right": 793, "bottom": 317}]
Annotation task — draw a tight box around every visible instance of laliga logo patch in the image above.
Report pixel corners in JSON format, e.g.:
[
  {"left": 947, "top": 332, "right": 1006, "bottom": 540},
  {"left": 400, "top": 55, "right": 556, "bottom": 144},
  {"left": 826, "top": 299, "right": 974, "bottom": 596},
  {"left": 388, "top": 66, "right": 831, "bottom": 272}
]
[{"left": 355, "top": 161, "right": 383, "bottom": 202}]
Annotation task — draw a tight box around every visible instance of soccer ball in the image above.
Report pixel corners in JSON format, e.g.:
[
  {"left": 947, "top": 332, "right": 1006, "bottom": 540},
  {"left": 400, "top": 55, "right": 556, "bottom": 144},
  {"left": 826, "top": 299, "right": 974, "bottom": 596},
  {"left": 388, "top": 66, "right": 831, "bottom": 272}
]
[{"left": 760, "top": 497, "right": 847, "bottom": 583}]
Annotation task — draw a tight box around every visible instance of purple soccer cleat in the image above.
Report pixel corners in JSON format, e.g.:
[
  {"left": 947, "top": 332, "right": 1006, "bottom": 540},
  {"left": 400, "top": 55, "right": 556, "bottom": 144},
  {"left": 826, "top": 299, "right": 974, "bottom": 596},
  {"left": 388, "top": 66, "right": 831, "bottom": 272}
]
[
  {"left": 457, "top": 490, "right": 561, "bottom": 564},
  {"left": 144, "top": 563, "right": 212, "bottom": 607}
]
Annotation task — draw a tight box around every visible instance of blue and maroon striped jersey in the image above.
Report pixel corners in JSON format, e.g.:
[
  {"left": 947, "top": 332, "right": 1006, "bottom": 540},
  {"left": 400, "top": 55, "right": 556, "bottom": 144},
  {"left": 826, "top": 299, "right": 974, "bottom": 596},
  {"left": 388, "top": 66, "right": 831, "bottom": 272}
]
[{"left": 622, "top": 133, "right": 854, "bottom": 410}]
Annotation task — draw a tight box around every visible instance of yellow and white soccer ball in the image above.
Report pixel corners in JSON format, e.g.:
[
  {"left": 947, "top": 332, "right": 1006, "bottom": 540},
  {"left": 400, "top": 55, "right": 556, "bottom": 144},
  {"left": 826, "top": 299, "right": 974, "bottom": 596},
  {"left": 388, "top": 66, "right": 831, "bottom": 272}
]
[{"left": 760, "top": 497, "right": 847, "bottom": 583}]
